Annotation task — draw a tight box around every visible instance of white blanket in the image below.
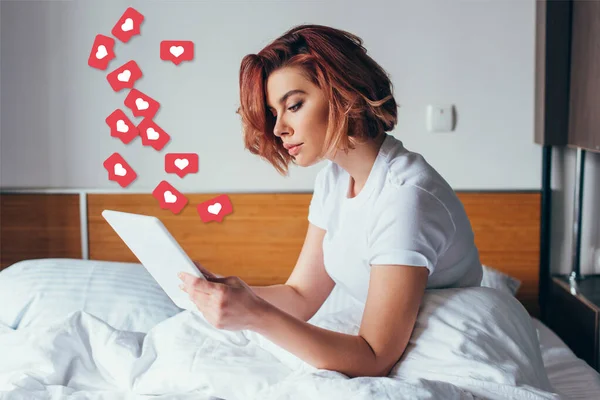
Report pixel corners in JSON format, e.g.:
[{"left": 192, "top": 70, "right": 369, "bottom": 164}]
[{"left": 0, "top": 287, "right": 565, "bottom": 400}]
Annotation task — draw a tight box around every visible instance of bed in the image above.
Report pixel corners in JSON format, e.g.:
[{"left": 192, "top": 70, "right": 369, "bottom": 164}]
[{"left": 0, "top": 191, "right": 599, "bottom": 399}]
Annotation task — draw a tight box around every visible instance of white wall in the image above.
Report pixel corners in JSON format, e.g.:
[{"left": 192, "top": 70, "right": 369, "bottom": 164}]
[{"left": 1, "top": 0, "right": 540, "bottom": 192}]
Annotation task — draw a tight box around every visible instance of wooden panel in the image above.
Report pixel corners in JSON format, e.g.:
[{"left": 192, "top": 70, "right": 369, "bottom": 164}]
[
  {"left": 88, "top": 194, "right": 309, "bottom": 286},
  {"left": 534, "top": 0, "right": 572, "bottom": 146},
  {"left": 0, "top": 193, "right": 82, "bottom": 270},
  {"left": 568, "top": 0, "right": 600, "bottom": 153},
  {"left": 88, "top": 191, "right": 541, "bottom": 316},
  {"left": 459, "top": 192, "right": 541, "bottom": 317}
]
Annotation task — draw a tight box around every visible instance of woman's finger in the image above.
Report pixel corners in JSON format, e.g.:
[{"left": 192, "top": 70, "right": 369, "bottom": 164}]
[{"left": 189, "top": 289, "right": 211, "bottom": 313}]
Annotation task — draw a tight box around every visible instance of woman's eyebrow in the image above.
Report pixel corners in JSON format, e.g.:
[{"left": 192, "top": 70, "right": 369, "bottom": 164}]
[{"left": 267, "top": 89, "right": 307, "bottom": 110}]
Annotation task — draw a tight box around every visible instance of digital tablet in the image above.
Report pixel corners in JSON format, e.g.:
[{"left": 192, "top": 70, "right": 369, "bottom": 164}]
[{"left": 102, "top": 209, "right": 205, "bottom": 311}]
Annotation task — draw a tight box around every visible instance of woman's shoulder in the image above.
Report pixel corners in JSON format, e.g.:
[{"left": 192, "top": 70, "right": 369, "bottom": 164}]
[
  {"left": 381, "top": 138, "right": 445, "bottom": 187},
  {"left": 372, "top": 140, "right": 463, "bottom": 223},
  {"left": 380, "top": 146, "right": 454, "bottom": 204}
]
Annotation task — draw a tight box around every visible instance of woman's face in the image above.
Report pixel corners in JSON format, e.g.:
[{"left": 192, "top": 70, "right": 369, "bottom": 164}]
[{"left": 266, "top": 66, "right": 329, "bottom": 167}]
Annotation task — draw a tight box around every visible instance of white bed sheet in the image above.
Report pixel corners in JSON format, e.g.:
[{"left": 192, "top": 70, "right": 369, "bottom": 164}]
[
  {"left": 531, "top": 318, "right": 600, "bottom": 400},
  {"left": 1, "top": 286, "right": 565, "bottom": 400},
  {"left": 1, "top": 259, "right": 599, "bottom": 399},
  {"left": 318, "top": 285, "right": 600, "bottom": 399}
]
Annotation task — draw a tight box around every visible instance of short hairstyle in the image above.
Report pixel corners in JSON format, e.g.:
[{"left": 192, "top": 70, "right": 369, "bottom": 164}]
[{"left": 236, "top": 24, "right": 398, "bottom": 176}]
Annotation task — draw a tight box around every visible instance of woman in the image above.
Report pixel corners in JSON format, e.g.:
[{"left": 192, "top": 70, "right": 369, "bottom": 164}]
[{"left": 179, "top": 24, "right": 483, "bottom": 378}]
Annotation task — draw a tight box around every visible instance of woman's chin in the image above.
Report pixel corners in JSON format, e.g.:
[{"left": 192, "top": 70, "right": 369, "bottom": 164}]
[
  {"left": 294, "top": 155, "right": 318, "bottom": 167},
  {"left": 292, "top": 155, "right": 305, "bottom": 166}
]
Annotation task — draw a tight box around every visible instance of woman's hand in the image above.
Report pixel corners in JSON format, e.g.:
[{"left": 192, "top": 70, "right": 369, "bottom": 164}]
[
  {"left": 178, "top": 264, "right": 267, "bottom": 331},
  {"left": 191, "top": 261, "right": 222, "bottom": 279}
]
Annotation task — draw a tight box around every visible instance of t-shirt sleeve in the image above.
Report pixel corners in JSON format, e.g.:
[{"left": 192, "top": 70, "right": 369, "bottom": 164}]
[
  {"left": 307, "top": 166, "right": 330, "bottom": 230},
  {"left": 367, "top": 185, "right": 456, "bottom": 276}
]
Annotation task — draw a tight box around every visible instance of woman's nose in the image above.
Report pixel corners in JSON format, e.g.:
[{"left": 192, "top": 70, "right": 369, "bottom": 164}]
[{"left": 273, "top": 118, "right": 289, "bottom": 138}]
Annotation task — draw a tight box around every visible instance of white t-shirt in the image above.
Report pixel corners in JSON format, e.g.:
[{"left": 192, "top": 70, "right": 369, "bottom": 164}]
[{"left": 308, "top": 133, "right": 483, "bottom": 304}]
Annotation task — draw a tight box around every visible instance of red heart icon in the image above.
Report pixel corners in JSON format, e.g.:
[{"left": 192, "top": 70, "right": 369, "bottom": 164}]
[
  {"left": 152, "top": 180, "right": 188, "bottom": 214},
  {"left": 137, "top": 118, "right": 171, "bottom": 151},
  {"left": 88, "top": 34, "right": 116, "bottom": 70},
  {"left": 165, "top": 153, "right": 199, "bottom": 178},
  {"left": 106, "top": 60, "right": 143, "bottom": 92},
  {"left": 111, "top": 7, "right": 144, "bottom": 43},
  {"left": 197, "top": 195, "right": 233, "bottom": 223},
  {"left": 105, "top": 109, "right": 139, "bottom": 144},
  {"left": 160, "top": 41, "right": 194, "bottom": 65},
  {"left": 103, "top": 153, "right": 137, "bottom": 188},
  {"left": 124, "top": 89, "right": 160, "bottom": 119}
]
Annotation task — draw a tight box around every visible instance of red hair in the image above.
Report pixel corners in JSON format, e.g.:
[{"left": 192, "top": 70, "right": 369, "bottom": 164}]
[{"left": 236, "top": 24, "right": 398, "bottom": 176}]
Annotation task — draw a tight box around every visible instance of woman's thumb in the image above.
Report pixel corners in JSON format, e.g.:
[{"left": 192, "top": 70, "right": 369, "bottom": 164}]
[
  {"left": 193, "top": 261, "right": 217, "bottom": 279},
  {"left": 207, "top": 276, "right": 237, "bottom": 286}
]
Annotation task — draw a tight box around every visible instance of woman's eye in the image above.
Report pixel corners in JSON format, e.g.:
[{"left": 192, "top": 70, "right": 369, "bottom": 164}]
[
  {"left": 288, "top": 102, "right": 302, "bottom": 112},
  {"left": 271, "top": 102, "right": 302, "bottom": 118}
]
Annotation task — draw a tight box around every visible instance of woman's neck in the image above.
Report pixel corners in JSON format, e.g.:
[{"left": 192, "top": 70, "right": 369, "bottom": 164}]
[{"left": 329, "top": 134, "right": 386, "bottom": 197}]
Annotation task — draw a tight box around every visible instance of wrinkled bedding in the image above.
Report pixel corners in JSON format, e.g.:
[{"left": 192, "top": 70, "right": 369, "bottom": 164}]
[{"left": 0, "top": 287, "right": 564, "bottom": 399}]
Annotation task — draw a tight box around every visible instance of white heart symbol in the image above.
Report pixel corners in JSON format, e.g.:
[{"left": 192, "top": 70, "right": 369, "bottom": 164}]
[
  {"left": 96, "top": 45, "right": 108, "bottom": 59},
  {"left": 117, "top": 70, "right": 131, "bottom": 82},
  {"left": 121, "top": 18, "right": 134, "bottom": 32},
  {"left": 164, "top": 191, "right": 177, "bottom": 204},
  {"left": 207, "top": 203, "right": 222, "bottom": 215},
  {"left": 174, "top": 158, "right": 189, "bottom": 170},
  {"left": 170, "top": 46, "right": 184, "bottom": 57},
  {"left": 116, "top": 119, "right": 129, "bottom": 133},
  {"left": 114, "top": 163, "right": 127, "bottom": 177},
  {"left": 136, "top": 98, "right": 149, "bottom": 110},
  {"left": 146, "top": 128, "right": 159, "bottom": 140}
]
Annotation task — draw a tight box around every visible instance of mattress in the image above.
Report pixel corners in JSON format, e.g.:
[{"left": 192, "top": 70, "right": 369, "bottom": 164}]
[{"left": 531, "top": 317, "right": 600, "bottom": 399}]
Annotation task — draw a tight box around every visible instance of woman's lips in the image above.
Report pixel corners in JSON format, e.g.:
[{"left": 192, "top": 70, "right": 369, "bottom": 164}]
[{"left": 288, "top": 143, "right": 303, "bottom": 156}]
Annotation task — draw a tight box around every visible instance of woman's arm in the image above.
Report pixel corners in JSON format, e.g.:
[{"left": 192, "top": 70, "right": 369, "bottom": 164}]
[
  {"left": 250, "top": 264, "right": 429, "bottom": 378},
  {"left": 250, "top": 222, "right": 335, "bottom": 322},
  {"left": 252, "top": 300, "right": 378, "bottom": 376},
  {"left": 193, "top": 222, "right": 333, "bottom": 322},
  {"left": 249, "top": 284, "right": 310, "bottom": 321}
]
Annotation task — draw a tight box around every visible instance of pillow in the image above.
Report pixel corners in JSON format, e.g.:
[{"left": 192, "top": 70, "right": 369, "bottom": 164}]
[
  {"left": 0, "top": 259, "right": 521, "bottom": 333},
  {"left": 0, "top": 258, "right": 182, "bottom": 333},
  {"left": 311, "top": 264, "right": 522, "bottom": 322},
  {"left": 282, "top": 287, "right": 556, "bottom": 398},
  {"left": 481, "top": 264, "right": 521, "bottom": 296}
]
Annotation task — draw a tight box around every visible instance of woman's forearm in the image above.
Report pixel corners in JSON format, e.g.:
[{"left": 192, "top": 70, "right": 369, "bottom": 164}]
[
  {"left": 251, "top": 301, "right": 380, "bottom": 378},
  {"left": 250, "top": 284, "right": 314, "bottom": 321}
]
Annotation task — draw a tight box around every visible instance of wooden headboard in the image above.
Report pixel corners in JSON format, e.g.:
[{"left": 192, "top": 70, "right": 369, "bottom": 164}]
[{"left": 1, "top": 191, "right": 541, "bottom": 317}]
